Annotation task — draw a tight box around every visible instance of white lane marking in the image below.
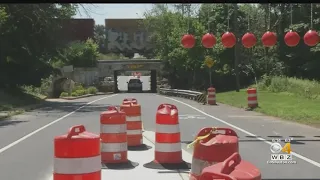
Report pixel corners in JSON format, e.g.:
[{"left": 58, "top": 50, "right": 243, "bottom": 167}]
[
  {"left": 179, "top": 114, "right": 206, "bottom": 120},
  {"left": 273, "top": 131, "right": 280, "bottom": 135},
  {"left": 159, "top": 95, "right": 320, "bottom": 168},
  {"left": 0, "top": 94, "right": 118, "bottom": 154}
]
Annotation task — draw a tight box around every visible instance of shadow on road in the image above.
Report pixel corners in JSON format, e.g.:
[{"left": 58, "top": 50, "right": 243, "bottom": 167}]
[
  {"left": 29, "top": 101, "right": 120, "bottom": 114},
  {"left": 0, "top": 120, "right": 27, "bottom": 127}
]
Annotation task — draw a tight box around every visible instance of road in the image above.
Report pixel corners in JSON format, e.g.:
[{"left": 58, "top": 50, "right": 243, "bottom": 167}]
[
  {"left": 0, "top": 78, "right": 320, "bottom": 179},
  {"left": 117, "top": 76, "right": 150, "bottom": 91}
]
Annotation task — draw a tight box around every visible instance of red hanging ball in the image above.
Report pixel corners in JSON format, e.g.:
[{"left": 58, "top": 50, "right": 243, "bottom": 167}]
[
  {"left": 241, "top": 32, "right": 256, "bottom": 48},
  {"left": 284, "top": 30, "right": 300, "bottom": 47},
  {"left": 303, "top": 30, "right": 319, "bottom": 47},
  {"left": 221, "top": 32, "right": 236, "bottom": 48},
  {"left": 261, "top": 31, "right": 277, "bottom": 47},
  {"left": 201, "top": 33, "right": 216, "bottom": 48},
  {"left": 181, "top": 34, "right": 196, "bottom": 48}
]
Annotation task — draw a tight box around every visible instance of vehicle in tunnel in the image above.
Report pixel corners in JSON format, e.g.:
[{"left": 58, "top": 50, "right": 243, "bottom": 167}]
[{"left": 127, "top": 78, "right": 143, "bottom": 92}]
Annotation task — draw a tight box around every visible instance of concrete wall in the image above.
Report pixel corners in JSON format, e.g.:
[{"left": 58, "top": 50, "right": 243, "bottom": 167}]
[{"left": 73, "top": 68, "right": 99, "bottom": 86}]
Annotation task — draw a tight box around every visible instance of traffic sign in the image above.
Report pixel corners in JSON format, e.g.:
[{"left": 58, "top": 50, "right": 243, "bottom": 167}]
[{"left": 204, "top": 56, "right": 214, "bottom": 68}]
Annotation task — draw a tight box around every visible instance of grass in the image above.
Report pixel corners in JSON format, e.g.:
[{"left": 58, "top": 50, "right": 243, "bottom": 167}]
[
  {"left": 0, "top": 87, "right": 46, "bottom": 120},
  {"left": 216, "top": 89, "right": 320, "bottom": 127}
]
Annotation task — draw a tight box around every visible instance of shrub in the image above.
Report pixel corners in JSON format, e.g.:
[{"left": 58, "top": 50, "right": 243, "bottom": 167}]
[
  {"left": 60, "top": 92, "right": 68, "bottom": 97},
  {"left": 258, "top": 76, "right": 320, "bottom": 99},
  {"left": 74, "top": 89, "right": 87, "bottom": 96},
  {"left": 72, "top": 83, "right": 85, "bottom": 92},
  {"left": 71, "top": 92, "right": 78, "bottom": 97},
  {"left": 87, "top": 86, "right": 98, "bottom": 94}
]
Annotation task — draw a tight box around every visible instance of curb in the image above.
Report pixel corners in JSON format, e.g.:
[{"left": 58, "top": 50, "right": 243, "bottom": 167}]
[{"left": 59, "top": 92, "right": 113, "bottom": 100}]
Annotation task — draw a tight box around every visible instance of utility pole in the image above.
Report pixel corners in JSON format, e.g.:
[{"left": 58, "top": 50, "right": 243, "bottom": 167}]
[{"left": 233, "top": 4, "right": 240, "bottom": 92}]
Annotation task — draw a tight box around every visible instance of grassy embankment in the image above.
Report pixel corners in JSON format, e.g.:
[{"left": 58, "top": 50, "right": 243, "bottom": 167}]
[
  {"left": 0, "top": 86, "right": 46, "bottom": 119},
  {"left": 216, "top": 76, "right": 320, "bottom": 127},
  {"left": 0, "top": 83, "right": 98, "bottom": 120}
]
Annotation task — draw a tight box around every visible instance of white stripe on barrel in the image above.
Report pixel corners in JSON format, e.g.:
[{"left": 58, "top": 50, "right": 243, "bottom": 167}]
[
  {"left": 156, "top": 124, "right": 180, "bottom": 133},
  {"left": 101, "top": 142, "right": 128, "bottom": 152},
  {"left": 54, "top": 155, "right": 101, "bottom": 174},
  {"left": 100, "top": 124, "right": 126, "bottom": 133},
  {"left": 126, "top": 116, "right": 141, "bottom": 122},
  {"left": 155, "top": 142, "right": 182, "bottom": 152}
]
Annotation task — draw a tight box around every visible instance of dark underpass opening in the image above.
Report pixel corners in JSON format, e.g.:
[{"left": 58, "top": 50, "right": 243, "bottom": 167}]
[{"left": 113, "top": 70, "right": 157, "bottom": 93}]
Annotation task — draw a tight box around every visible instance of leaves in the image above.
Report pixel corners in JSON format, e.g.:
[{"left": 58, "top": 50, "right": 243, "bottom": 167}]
[{"left": 143, "top": 3, "right": 320, "bottom": 90}]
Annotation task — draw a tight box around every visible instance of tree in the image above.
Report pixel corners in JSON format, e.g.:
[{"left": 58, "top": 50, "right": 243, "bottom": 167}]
[
  {"left": 0, "top": 4, "right": 78, "bottom": 87},
  {"left": 143, "top": 3, "right": 320, "bottom": 91},
  {"left": 94, "top": 24, "right": 106, "bottom": 53}
]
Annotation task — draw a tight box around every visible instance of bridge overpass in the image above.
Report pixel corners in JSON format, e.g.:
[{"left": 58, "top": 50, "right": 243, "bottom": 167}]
[
  {"left": 53, "top": 59, "right": 163, "bottom": 97},
  {"left": 0, "top": 85, "right": 320, "bottom": 180}
]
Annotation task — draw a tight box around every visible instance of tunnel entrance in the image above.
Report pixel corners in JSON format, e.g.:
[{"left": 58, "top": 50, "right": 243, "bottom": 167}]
[{"left": 113, "top": 70, "right": 157, "bottom": 93}]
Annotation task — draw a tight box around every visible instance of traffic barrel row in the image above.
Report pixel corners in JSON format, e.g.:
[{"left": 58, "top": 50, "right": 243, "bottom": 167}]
[
  {"left": 53, "top": 100, "right": 261, "bottom": 180},
  {"left": 207, "top": 87, "right": 259, "bottom": 109}
]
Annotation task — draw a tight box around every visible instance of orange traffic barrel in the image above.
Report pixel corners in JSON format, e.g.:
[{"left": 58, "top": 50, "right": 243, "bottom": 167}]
[
  {"left": 144, "top": 103, "right": 191, "bottom": 169},
  {"left": 122, "top": 98, "right": 138, "bottom": 105},
  {"left": 207, "top": 87, "right": 216, "bottom": 105},
  {"left": 54, "top": 125, "right": 101, "bottom": 180},
  {"left": 188, "top": 127, "right": 239, "bottom": 180},
  {"left": 199, "top": 152, "right": 261, "bottom": 180},
  {"left": 120, "top": 99, "right": 142, "bottom": 147},
  {"left": 247, "top": 88, "right": 258, "bottom": 108},
  {"left": 100, "top": 106, "right": 128, "bottom": 163}
]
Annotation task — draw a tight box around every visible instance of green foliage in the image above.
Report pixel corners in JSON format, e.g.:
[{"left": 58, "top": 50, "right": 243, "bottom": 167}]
[
  {"left": 55, "top": 38, "right": 99, "bottom": 67},
  {"left": 59, "top": 84, "right": 98, "bottom": 97},
  {"left": 0, "top": 4, "right": 78, "bottom": 87},
  {"left": 87, "top": 86, "right": 98, "bottom": 94},
  {"left": 259, "top": 76, "right": 320, "bottom": 99},
  {"left": 73, "top": 83, "right": 85, "bottom": 92},
  {"left": 60, "top": 92, "right": 68, "bottom": 97},
  {"left": 143, "top": 4, "right": 320, "bottom": 91}
]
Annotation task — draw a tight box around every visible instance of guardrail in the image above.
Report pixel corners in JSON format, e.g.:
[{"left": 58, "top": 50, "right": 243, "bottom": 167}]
[{"left": 158, "top": 88, "right": 207, "bottom": 104}]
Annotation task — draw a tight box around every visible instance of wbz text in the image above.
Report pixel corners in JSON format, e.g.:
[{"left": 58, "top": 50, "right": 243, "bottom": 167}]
[{"left": 267, "top": 154, "right": 297, "bottom": 164}]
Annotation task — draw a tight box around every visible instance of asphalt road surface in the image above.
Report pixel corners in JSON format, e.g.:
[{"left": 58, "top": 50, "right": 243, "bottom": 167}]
[
  {"left": 0, "top": 92, "right": 320, "bottom": 180},
  {"left": 117, "top": 76, "right": 150, "bottom": 91}
]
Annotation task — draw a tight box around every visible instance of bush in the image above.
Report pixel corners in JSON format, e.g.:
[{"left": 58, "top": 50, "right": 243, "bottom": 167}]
[
  {"left": 74, "top": 89, "right": 87, "bottom": 96},
  {"left": 71, "top": 92, "right": 78, "bottom": 97},
  {"left": 73, "top": 83, "right": 85, "bottom": 91},
  {"left": 87, "top": 86, "right": 98, "bottom": 94},
  {"left": 258, "top": 76, "right": 320, "bottom": 99},
  {"left": 60, "top": 92, "right": 68, "bottom": 97}
]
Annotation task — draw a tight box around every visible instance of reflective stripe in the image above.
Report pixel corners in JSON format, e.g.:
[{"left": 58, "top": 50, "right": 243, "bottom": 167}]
[
  {"left": 207, "top": 97, "right": 216, "bottom": 100},
  {"left": 248, "top": 100, "right": 258, "bottom": 104},
  {"left": 190, "top": 158, "right": 217, "bottom": 175},
  {"left": 100, "top": 124, "right": 126, "bottom": 133},
  {"left": 156, "top": 124, "right": 180, "bottom": 133},
  {"left": 127, "top": 129, "right": 142, "bottom": 135},
  {"left": 126, "top": 116, "right": 141, "bottom": 122},
  {"left": 155, "top": 142, "right": 181, "bottom": 152},
  {"left": 54, "top": 155, "right": 101, "bottom": 174},
  {"left": 208, "top": 92, "right": 216, "bottom": 95},
  {"left": 248, "top": 94, "right": 257, "bottom": 97},
  {"left": 101, "top": 142, "right": 127, "bottom": 152}
]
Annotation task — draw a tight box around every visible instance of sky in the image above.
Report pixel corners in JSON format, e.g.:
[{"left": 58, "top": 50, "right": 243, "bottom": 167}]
[{"left": 74, "top": 4, "right": 154, "bottom": 25}]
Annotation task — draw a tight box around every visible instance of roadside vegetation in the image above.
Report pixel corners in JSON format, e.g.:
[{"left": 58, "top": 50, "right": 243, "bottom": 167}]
[
  {"left": 143, "top": 4, "right": 320, "bottom": 126},
  {"left": 60, "top": 84, "right": 98, "bottom": 98},
  {"left": 0, "top": 4, "right": 102, "bottom": 119},
  {"left": 217, "top": 76, "right": 320, "bottom": 126}
]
